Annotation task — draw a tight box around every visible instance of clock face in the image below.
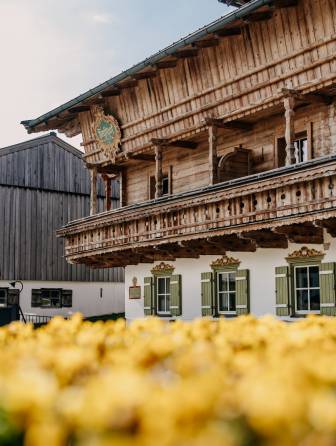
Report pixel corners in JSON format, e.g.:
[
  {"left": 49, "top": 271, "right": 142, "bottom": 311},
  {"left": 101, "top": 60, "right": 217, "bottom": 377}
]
[{"left": 96, "top": 118, "right": 116, "bottom": 145}]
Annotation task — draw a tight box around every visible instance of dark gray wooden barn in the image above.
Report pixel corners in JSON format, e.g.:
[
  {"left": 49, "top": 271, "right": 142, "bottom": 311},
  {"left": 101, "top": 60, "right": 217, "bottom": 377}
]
[{"left": 0, "top": 133, "right": 123, "bottom": 282}]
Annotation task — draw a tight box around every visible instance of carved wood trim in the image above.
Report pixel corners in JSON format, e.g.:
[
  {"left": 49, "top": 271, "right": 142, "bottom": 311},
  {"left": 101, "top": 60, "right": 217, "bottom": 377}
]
[
  {"left": 150, "top": 262, "right": 175, "bottom": 275},
  {"left": 210, "top": 255, "right": 240, "bottom": 269}
]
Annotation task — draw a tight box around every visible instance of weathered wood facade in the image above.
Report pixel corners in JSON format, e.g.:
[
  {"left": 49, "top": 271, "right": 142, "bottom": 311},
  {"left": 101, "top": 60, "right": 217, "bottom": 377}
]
[
  {"left": 22, "top": 0, "right": 336, "bottom": 269},
  {"left": 0, "top": 133, "right": 122, "bottom": 281}
]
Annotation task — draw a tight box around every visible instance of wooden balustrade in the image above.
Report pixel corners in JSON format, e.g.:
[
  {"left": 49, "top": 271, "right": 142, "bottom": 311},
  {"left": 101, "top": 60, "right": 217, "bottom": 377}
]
[{"left": 58, "top": 157, "right": 336, "bottom": 267}]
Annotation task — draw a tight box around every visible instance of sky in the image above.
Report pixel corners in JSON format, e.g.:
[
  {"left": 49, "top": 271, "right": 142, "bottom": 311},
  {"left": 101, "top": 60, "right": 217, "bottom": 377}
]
[{"left": 0, "top": 0, "right": 230, "bottom": 149}]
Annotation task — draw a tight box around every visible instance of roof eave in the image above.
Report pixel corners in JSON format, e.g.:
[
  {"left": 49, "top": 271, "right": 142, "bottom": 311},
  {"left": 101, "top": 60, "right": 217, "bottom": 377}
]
[{"left": 21, "top": 0, "right": 273, "bottom": 133}]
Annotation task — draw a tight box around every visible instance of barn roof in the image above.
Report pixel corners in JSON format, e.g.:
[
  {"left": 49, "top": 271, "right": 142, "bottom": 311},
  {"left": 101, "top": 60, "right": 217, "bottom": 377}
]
[{"left": 21, "top": 0, "right": 274, "bottom": 134}]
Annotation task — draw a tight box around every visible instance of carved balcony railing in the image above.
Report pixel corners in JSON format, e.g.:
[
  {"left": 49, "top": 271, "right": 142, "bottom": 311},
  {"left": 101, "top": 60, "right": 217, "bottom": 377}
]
[{"left": 57, "top": 156, "right": 336, "bottom": 267}]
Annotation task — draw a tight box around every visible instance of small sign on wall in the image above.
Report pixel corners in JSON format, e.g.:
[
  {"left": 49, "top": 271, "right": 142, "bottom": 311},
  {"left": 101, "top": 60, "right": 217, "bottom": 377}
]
[{"left": 129, "top": 277, "right": 141, "bottom": 299}]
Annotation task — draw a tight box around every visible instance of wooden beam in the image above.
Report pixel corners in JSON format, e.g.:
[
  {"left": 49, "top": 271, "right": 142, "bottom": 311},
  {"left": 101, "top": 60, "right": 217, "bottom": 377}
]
[
  {"left": 101, "top": 88, "right": 121, "bottom": 97},
  {"left": 314, "top": 218, "right": 336, "bottom": 238},
  {"left": 284, "top": 95, "right": 296, "bottom": 165},
  {"left": 274, "top": 224, "right": 324, "bottom": 244},
  {"left": 117, "top": 79, "right": 138, "bottom": 89},
  {"left": 83, "top": 97, "right": 105, "bottom": 106},
  {"left": 272, "top": 0, "right": 298, "bottom": 8},
  {"left": 154, "top": 59, "right": 178, "bottom": 69},
  {"left": 174, "top": 48, "right": 199, "bottom": 59},
  {"left": 206, "top": 235, "right": 256, "bottom": 252},
  {"left": 282, "top": 88, "right": 332, "bottom": 105},
  {"left": 68, "top": 105, "right": 91, "bottom": 114},
  {"left": 240, "top": 230, "right": 288, "bottom": 249},
  {"left": 204, "top": 117, "right": 252, "bottom": 131},
  {"left": 102, "top": 175, "right": 112, "bottom": 211},
  {"left": 208, "top": 124, "right": 218, "bottom": 186},
  {"left": 89, "top": 167, "right": 97, "bottom": 216},
  {"left": 171, "top": 140, "right": 198, "bottom": 149},
  {"left": 120, "top": 169, "right": 127, "bottom": 207},
  {"left": 243, "top": 11, "right": 273, "bottom": 23},
  {"left": 130, "top": 153, "right": 156, "bottom": 162},
  {"left": 193, "top": 38, "right": 219, "bottom": 48},
  {"left": 133, "top": 70, "right": 157, "bottom": 80},
  {"left": 151, "top": 138, "right": 198, "bottom": 149},
  {"left": 215, "top": 27, "right": 242, "bottom": 38},
  {"left": 154, "top": 145, "right": 163, "bottom": 199}
]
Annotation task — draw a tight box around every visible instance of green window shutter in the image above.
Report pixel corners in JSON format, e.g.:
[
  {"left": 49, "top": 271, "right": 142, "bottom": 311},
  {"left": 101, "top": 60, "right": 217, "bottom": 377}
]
[
  {"left": 320, "top": 262, "right": 336, "bottom": 316},
  {"left": 275, "top": 266, "right": 290, "bottom": 316},
  {"left": 236, "top": 269, "right": 250, "bottom": 315},
  {"left": 7, "top": 289, "right": 19, "bottom": 306},
  {"left": 201, "top": 272, "right": 214, "bottom": 316},
  {"left": 31, "top": 289, "right": 42, "bottom": 308},
  {"left": 170, "top": 274, "right": 182, "bottom": 316},
  {"left": 61, "top": 289, "right": 73, "bottom": 308},
  {"left": 144, "top": 277, "right": 154, "bottom": 316}
]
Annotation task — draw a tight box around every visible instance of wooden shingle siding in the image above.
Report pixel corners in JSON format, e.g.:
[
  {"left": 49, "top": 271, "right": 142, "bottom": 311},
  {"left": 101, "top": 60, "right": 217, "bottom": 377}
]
[{"left": 0, "top": 134, "right": 123, "bottom": 282}]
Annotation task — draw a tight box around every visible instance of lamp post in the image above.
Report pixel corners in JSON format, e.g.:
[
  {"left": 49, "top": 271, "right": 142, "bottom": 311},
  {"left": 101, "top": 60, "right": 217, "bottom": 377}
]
[{"left": 9, "top": 281, "right": 26, "bottom": 323}]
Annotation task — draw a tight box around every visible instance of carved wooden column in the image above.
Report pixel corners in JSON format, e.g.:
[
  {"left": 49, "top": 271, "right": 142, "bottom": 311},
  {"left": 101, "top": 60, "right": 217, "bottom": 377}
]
[
  {"left": 119, "top": 169, "right": 127, "bottom": 208},
  {"left": 103, "top": 175, "right": 112, "bottom": 211},
  {"left": 208, "top": 124, "right": 218, "bottom": 185},
  {"left": 155, "top": 145, "right": 163, "bottom": 199},
  {"left": 89, "top": 167, "right": 97, "bottom": 215},
  {"left": 284, "top": 95, "right": 296, "bottom": 165}
]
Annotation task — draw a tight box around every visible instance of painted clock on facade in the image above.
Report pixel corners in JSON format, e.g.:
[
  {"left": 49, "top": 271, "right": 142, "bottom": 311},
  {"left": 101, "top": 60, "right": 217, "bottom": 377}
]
[{"left": 91, "top": 106, "right": 121, "bottom": 163}]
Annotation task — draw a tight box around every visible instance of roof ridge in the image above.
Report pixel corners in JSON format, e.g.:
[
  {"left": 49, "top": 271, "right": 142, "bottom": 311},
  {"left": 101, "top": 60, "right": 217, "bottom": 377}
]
[{"left": 0, "top": 132, "right": 83, "bottom": 158}]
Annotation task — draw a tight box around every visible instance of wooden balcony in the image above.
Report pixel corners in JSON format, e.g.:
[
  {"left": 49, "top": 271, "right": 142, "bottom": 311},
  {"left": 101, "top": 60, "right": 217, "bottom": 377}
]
[{"left": 57, "top": 156, "right": 336, "bottom": 267}]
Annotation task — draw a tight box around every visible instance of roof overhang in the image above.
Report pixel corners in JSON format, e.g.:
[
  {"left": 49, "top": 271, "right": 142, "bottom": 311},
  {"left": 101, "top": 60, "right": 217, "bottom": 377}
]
[{"left": 21, "top": 0, "right": 278, "bottom": 136}]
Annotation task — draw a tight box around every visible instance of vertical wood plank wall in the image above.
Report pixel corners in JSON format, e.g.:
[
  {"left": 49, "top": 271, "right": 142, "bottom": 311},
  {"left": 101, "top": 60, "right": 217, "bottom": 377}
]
[
  {"left": 125, "top": 102, "right": 336, "bottom": 205},
  {"left": 0, "top": 135, "right": 123, "bottom": 282}
]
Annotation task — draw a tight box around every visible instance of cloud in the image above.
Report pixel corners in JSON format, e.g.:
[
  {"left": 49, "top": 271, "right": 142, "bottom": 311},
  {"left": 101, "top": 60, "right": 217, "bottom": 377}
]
[{"left": 91, "top": 13, "right": 115, "bottom": 24}]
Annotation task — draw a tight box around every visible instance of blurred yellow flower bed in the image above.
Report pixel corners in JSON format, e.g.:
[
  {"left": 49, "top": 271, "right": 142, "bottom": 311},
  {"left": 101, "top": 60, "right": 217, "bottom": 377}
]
[{"left": 1, "top": 314, "right": 336, "bottom": 446}]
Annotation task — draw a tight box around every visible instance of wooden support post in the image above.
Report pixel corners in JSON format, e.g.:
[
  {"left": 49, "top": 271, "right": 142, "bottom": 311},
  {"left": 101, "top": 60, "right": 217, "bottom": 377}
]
[
  {"left": 103, "top": 175, "right": 112, "bottom": 211},
  {"left": 208, "top": 124, "right": 218, "bottom": 186},
  {"left": 284, "top": 95, "right": 296, "bottom": 165},
  {"left": 119, "top": 169, "right": 127, "bottom": 208},
  {"left": 89, "top": 167, "right": 97, "bottom": 216},
  {"left": 155, "top": 145, "right": 163, "bottom": 199}
]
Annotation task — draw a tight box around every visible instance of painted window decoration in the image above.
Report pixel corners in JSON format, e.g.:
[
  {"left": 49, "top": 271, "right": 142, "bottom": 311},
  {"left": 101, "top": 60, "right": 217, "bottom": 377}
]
[
  {"left": 275, "top": 247, "right": 336, "bottom": 317},
  {"left": 144, "top": 263, "right": 182, "bottom": 317},
  {"left": 217, "top": 271, "right": 236, "bottom": 315},
  {"left": 31, "top": 289, "right": 72, "bottom": 308},
  {"left": 201, "top": 256, "right": 249, "bottom": 317},
  {"left": 295, "top": 265, "right": 320, "bottom": 313}
]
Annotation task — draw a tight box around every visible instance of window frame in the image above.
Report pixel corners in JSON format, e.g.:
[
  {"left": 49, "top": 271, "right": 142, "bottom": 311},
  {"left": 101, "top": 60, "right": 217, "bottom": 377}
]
[
  {"left": 156, "top": 275, "right": 171, "bottom": 316},
  {"left": 294, "top": 264, "right": 321, "bottom": 315},
  {"left": 293, "top": 134, "right": 308, "bottom": 164},
  {"left": 32, "top": 288, "right": 72, "bottom": 309},
  {"left": 216, "top": 271, "right": 237, "bottom": 316},
  {"left": 0, "top": 288, "right": 8, "bottom": 307}
]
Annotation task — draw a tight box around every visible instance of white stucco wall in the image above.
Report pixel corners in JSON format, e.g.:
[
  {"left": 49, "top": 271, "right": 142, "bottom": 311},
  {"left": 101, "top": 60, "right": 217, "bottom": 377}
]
[
  {"left": 125, "top": 232, "right": 336, "bottom": 321},
  {"left": 0, "top": 281, "right": 125, "bottom": 318}
]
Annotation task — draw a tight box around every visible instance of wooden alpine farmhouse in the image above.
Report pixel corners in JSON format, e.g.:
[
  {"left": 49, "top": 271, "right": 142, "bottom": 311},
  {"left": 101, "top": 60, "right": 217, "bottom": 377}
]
[{"left": 22, "top": 0, "right": 336, "bottom": 320}]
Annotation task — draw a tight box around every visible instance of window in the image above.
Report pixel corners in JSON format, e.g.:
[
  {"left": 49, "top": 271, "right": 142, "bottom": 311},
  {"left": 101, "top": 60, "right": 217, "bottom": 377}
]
[
  {"left": 162, "top": 176, "right": 169, "bottom": 196},
  {"left": 156, "top": 276, "right": 171, "bottom": 315},
  {"left": 294, "top": 136, "right": 308, "bottom": 163},
  {"left": 0, "top": 289, "right": 7, "bottom": 307},
  {"left": 31, "top": 289, "right": 72, "bottom": 308},
  {"left": 149, "top": 171, "right": 171, "bottom": 199},
  {"left": 217, "top": 271, "right": 236, "bottom": 314},
  {"left": 295, "top": 265, "right": 320, "bottom": 314}
]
